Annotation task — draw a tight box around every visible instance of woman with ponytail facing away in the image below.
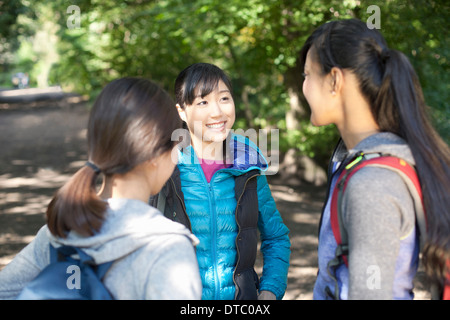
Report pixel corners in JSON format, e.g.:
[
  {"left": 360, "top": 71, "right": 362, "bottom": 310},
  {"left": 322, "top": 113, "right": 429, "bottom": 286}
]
[
  {"left": 300, "top": 19, "right": 450, "bottom": 299},
  {"left": 0, "top": 77, "right": 202, "bottom": 299}
]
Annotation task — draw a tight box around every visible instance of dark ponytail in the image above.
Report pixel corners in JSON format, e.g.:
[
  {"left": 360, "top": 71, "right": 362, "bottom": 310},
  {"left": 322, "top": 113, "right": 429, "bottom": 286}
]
[
  {"left": 375, "top": 38, "right": 450, "bottom": 290},
  {"left": 47, "top": 166, "right": 107, "bottom": 237},
  {"left": 46, "top": 77, "right": 182, "bottom": 238},
  {"left": 300, "top": 19, "right": 450, "bottom": 292}
]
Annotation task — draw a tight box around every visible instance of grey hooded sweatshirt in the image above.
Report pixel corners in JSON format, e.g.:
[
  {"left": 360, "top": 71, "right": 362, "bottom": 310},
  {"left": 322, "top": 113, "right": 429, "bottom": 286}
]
[{"left": 0, "top": 198, "right": 202, "bottom": 300}]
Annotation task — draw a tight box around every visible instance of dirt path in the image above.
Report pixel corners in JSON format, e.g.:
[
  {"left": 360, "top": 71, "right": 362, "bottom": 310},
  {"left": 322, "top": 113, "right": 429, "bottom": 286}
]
[{"left": 0, "top": 98, "right": 430, "bottom": 300}]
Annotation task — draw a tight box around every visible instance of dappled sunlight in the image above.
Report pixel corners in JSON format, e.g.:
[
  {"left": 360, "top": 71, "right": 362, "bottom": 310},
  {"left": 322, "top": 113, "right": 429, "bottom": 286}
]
[
  {"left": 0, "top": 233, "right": 36, "bottom": 245},
  {"left": 289, "top": 212, "right": 320, "bottom": 225},
  {"left": 270, "top": 188, "right": 304, "bottom": 203},
  {"left": 257, "top": 182, "right": 323, "bottom": 300},
  {"left": 0, "top": 167, "right": 74, "bottom": 267},
  {"left": 0, "top": 104, "right": 89, "bottom": 272},
  {"left": 1, "top": 168, "right": 72, "bottom": 189},
  {"left": 0, "top": 168, "right": 73, "bottom": 217},
  {"left": 284, "top": 267, "right": 317, "bottom": 300},
  {"left": 2, "top": 196, "right": 50, "bottom": 215}
]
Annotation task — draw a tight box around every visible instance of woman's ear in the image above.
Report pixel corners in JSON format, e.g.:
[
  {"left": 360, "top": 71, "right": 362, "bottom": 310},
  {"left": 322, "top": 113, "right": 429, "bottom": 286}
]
[
  {"left": 176, "top": 103, "right": 187, "bottom": 122},
  {"left": 329, "top": 67, "right": 344, "bottom": 96}
]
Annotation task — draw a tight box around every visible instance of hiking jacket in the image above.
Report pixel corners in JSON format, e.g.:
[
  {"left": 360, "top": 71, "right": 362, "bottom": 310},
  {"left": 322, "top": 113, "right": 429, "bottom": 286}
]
[
  {"left": 314, "top": 132, "right": 420, "bottom": 299},
  {"left": 0, "top": 198, "right": 202, "bottom": 300},
  {"left": 151, "top": 133, "right": 291, "bottom": 300}
]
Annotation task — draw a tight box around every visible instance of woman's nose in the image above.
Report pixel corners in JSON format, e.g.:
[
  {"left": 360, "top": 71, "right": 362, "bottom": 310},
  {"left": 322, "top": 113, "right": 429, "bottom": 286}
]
[{"left": 209, "top": 100, "right": 224, "bottom": 117}]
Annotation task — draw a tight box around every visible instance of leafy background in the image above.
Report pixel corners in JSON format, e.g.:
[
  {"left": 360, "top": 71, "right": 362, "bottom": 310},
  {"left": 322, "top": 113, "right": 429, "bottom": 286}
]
[{"left": 1, "top": 0, "right": 448, "bottom": 171}]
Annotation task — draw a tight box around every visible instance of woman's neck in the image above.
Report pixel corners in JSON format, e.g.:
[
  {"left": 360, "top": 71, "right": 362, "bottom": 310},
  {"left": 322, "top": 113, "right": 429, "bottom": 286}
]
[
  {"left": 339, "top": 127, "right": 380, "bottom": 150},
  {"left": 191, "top": 136, "right": 224, "bottom": 161},
  {"left": 336, "top": 77, "right": 380, "bottom": 150},
  {"left": 99, "top": 171, "right": 151, "bottom": 203}
]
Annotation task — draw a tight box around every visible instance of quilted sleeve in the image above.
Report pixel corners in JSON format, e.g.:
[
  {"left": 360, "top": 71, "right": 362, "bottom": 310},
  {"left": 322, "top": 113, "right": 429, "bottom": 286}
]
[{"left": 256, "top": 174, "right": 291, "bottom": 300}]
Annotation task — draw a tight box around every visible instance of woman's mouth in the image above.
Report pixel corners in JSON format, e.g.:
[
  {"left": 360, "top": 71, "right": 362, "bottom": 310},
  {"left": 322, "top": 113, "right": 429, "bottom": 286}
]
[{"left": 206, "top": 121, "right": 226, "bottom": 130}]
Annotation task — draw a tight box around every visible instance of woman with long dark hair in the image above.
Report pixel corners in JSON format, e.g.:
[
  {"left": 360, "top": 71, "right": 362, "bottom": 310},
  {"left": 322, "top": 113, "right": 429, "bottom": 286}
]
[
  {"left": 299, "top": 19, "right": 449, "bottom": 299},
  {"left": 0, "top": 77, "right": 202, "bottom": 299}
]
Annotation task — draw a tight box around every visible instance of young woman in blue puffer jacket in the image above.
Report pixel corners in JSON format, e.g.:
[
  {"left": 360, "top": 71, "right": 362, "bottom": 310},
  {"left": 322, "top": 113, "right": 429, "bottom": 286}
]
[{"left": 151, "top": 63, "right": 291, "bottom": 300}]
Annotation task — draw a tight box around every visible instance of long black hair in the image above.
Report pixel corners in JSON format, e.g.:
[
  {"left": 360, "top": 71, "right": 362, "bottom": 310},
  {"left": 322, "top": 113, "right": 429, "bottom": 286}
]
[{"left": 300, "top": 19, "right": 450, "bottom": 294}]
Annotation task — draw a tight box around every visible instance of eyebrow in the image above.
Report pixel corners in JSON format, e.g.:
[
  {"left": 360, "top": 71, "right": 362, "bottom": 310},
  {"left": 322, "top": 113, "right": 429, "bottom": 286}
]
[{"left": 195, "top": 89, "right": 230, "bottom": 98}]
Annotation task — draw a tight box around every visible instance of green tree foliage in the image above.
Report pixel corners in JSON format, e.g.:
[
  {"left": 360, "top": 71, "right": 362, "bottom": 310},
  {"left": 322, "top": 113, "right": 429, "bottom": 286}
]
[
  {"left": 5, "top": 0, "right": 449, "bottom": 168},
  {"left": 0, "top": 0, "right": 34, "bottom": 83}
]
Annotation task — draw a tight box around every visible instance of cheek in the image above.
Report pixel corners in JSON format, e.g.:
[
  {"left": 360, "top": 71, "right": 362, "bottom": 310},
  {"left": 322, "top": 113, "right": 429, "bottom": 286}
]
[
  {"left": 225, "top": 104, "right": 236, "bottom": 126},
  {"left": 302, "top": 79, "right": 311, "bottom": 102},
  {"left": 185, "top": 109, "right": 204, "bottom": 130},
  {"left": 185, "top": 109, "right": 199, "bottom": 122}
]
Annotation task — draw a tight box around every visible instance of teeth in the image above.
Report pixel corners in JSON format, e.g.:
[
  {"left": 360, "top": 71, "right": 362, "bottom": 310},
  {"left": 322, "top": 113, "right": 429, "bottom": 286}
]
[{"left": 206, "top": 122, "right": 225, "bottom": 129}]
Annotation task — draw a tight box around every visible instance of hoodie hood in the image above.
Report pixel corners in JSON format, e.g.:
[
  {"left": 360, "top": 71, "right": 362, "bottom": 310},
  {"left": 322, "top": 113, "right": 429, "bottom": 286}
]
[{"left": 48, "top": 198, "right": 198, "bottom": 264}]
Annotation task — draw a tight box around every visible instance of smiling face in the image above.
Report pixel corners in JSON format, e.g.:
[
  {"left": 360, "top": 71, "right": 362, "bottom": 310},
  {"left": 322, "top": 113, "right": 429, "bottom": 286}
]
[{"left": 178, "top": 79, "right": 235, "bottom": 156}]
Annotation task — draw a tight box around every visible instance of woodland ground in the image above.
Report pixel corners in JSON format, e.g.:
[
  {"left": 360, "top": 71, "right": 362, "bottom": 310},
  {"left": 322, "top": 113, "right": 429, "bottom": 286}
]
[{"left": 0, "top": 90, "right": 430, "bottom": 299}]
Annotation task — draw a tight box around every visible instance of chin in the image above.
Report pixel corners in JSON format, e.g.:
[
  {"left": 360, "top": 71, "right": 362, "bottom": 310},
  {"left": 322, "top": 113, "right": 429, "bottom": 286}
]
[
  {"left": 206, "top": 133, "right": 228, "bottom": 143},
  {"left": 310, "top": 118, "right": 319, "bottom": 127},
  {"left": 310, "top": 116, "right": 326, "bottom": 127}
]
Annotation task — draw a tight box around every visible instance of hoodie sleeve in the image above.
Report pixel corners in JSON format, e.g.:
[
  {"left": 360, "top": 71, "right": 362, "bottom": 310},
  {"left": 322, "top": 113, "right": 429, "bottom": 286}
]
[
  {"left": 0, "top": 225, "right": 50, "bottom": 299},
  {"left": 256, "top": 174, "right": 291, "bottom": 300}
]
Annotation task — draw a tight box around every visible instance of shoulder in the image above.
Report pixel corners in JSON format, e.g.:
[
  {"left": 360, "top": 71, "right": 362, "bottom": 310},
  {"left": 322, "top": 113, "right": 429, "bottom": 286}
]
[
  {"left": 139, "top": 232, "right": 198, "bottom": 260},
  {"left": 31, "top": 225, "right": 52, "bottom": 265},
  {"left": 344, "top": 164, "right": 413, "bottom": 201},
  {"left": 256, "top": 174, "right": 272, "bottom": 197},
  {"left": 342, "top": 165, "right": 416, "bottom": 237},
  {"left": 346, "top": 163, "right": 407, "bottom": 188}
]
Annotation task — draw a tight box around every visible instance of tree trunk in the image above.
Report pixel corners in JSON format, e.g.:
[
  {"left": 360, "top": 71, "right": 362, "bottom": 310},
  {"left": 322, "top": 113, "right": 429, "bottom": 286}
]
[{"left": 241, "top": 85, "right": 254, "bottom": 128}]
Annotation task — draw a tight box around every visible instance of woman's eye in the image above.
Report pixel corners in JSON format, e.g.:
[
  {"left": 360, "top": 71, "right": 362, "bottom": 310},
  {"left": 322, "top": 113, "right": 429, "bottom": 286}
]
[
  {"left": 302, "top": 72, "right": 308, "bottom": 77},
  {"left": 197, "top": 100, "right": 207, "bottom": 106}
]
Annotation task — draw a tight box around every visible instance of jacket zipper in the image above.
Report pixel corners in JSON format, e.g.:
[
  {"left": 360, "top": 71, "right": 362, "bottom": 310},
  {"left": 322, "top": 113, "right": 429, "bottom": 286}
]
[
  {"left": 208, "top": 181, "right": 221, "bottom": 300},
  {"left": 233, "top": 172, "right": 260, "bottom": 299}
]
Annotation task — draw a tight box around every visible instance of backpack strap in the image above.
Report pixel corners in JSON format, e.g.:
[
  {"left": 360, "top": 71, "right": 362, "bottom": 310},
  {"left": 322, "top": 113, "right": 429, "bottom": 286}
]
[
  {"left": 326, "top": 152, "right": 426, "bottom": 299},
  {"left": 53, "top": 245, "right": 114, "bottom": 280}
]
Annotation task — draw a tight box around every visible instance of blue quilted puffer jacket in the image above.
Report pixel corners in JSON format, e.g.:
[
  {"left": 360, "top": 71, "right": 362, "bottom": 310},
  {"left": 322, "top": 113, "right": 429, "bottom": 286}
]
[{"left": 173, "top": 134, "right": 291, "bottom": 300}]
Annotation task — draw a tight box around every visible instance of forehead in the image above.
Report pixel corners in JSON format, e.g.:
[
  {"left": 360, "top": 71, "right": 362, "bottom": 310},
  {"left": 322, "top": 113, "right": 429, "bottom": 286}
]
[
  {"left": 194, "top": 79, "right": 230, "bottom": 97},
  {"left": 304, "top": 49, "right": 314, "bottom": 69}
]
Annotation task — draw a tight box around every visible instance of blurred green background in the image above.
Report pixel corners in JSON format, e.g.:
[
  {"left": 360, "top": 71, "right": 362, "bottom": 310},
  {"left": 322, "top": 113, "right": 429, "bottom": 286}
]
[{"left": 1, "top": 0, "right": 448, "bottom": 170}]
